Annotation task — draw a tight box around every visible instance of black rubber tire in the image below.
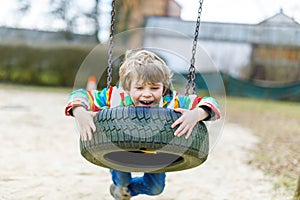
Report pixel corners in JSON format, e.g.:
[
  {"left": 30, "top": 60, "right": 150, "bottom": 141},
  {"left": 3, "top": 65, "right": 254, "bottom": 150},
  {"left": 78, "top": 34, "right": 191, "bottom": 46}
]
[{"left": 80, "top": 106, "right": 209, "bottom": 173}]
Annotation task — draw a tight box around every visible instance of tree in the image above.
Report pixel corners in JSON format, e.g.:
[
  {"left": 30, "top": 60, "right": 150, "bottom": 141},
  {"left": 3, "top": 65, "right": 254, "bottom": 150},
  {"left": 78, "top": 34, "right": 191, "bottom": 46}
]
[
  {"left": 82, "top": 0, "right": 101, "bottom": 42},
  {"left": 49, "top": 0, "right": 76, "bottom": 40},
  {"left": 49, "top": 0, "right": 102, "bottom": 42},
  {"left": 15, "top": 0, "right": 31, "bottom": 27},
  {"left": 17, "top": 0, "right": 31, "bottom": 13}
]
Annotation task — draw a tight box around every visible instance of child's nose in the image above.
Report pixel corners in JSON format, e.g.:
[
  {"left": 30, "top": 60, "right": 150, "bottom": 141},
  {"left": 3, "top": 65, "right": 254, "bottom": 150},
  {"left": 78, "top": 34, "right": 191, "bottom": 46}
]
[{"left": 142, "top": 89, "right": 152, "bottom": 97}]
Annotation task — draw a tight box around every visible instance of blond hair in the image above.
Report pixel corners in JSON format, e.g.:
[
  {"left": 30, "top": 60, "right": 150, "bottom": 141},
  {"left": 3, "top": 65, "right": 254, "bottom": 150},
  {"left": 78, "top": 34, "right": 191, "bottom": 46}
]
[{"left": 119, "top": 49, "right": 172, "bottom": 91}]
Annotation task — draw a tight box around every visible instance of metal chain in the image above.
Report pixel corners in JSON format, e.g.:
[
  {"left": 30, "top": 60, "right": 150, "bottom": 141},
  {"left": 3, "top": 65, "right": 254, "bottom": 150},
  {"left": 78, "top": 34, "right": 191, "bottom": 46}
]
[
  {"left": 107, "top": 0, "right": 116, "bottom": 88},
  {"left": 185, "top": 0, "right": 204, "bottom": 95}
]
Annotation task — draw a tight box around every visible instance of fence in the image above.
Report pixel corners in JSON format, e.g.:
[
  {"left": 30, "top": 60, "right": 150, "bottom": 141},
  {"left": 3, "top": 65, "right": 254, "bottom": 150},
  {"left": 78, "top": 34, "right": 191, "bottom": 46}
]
[{"left": 194, "top": 73, "right": 300, "bottom": 101}]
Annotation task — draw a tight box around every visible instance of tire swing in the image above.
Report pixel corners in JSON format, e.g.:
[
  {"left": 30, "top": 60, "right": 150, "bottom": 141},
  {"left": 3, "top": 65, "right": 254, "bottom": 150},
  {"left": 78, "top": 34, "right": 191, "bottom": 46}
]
[{"left": 80, "top": 0, "right": 208, "bottom": 173}]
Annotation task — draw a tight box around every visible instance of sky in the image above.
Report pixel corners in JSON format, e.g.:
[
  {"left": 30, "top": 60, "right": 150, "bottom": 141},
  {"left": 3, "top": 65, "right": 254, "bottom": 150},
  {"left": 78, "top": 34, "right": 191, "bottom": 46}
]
[
  {"left": 0, "top": 0, "right": 299, "bottom": 32},
  {"left": 177, "top": 0, "right": 300, "bottom": 24}
]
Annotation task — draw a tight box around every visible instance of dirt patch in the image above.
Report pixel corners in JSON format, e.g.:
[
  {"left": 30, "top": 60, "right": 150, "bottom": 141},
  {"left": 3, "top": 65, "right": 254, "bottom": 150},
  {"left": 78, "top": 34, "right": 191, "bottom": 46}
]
[{"left": 0, "top": 86, "right": 290, "bottom": 199}]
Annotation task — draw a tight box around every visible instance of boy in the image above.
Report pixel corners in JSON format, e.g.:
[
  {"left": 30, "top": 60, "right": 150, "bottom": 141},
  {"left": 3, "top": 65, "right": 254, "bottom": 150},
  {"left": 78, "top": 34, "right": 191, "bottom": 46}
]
[{"left": 65, "top": 49, "right": 220, "bottom": 199}]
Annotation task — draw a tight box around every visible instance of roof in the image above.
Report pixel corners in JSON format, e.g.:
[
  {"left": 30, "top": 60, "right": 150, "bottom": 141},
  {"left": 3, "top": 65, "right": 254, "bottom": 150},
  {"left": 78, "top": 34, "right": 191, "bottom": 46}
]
[
  {"left": 258, "top": 9, "right": 299, "bottom": 26},
  {"left": 145, "top": 11, "right": 300, "bottom": 47}
]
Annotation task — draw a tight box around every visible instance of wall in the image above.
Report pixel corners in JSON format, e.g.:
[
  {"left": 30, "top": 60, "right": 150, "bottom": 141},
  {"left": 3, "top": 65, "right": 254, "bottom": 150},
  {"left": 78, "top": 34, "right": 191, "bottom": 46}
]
[
  {"left": 0, "top": 27, "right": 97, "bottom": 44},
  {"left": 145, "top": 15, "right": 300, "bottom": 83},
  {"left": 251, "top": 46, "right": 300, "bottom": 83}
]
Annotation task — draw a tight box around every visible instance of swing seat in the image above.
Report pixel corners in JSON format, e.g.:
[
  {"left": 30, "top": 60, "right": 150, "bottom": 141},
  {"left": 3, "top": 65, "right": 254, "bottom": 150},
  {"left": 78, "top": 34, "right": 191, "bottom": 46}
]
[{"left": 80, "top": 106, "right": 209, "bottom": 173}]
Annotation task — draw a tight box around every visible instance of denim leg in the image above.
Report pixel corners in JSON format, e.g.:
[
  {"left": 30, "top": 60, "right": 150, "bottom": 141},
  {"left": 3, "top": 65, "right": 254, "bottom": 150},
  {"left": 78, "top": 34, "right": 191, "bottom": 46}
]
[
  {"left": 110, "top": 169, "right": 132, "bottom": 187},
  {"left": 128, "top": 173, "right": 166, "bottom": 196}
]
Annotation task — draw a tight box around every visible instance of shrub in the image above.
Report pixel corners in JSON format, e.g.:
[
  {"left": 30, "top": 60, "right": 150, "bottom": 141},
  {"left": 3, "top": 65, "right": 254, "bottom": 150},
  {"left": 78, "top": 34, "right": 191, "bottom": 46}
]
[{"left": 0, "top": 42, "right": 98, "bottom": 86}]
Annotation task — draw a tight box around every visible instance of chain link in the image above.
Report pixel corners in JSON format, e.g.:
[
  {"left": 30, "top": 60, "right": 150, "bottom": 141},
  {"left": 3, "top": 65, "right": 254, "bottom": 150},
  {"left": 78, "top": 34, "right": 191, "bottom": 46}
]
[
  {"left": 185, "top": 0, "right": 204, "bottom": 95},
  {"left": 107, "top": 0, "right": 203, "bottom": 91},
  {"left": 107, "top": 0, "right": 116, "bottom": 88}
]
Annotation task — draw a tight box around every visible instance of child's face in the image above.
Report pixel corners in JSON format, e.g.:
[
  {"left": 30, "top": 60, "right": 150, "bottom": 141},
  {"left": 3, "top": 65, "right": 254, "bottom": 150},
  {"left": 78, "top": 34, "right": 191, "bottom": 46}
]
[{"left": 126, "top": 78, "right": 164, "bottom": 107}]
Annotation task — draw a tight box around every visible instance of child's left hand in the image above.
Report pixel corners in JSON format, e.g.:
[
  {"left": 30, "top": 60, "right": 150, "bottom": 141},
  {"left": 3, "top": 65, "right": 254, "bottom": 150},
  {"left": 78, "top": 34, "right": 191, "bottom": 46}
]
[{"left": 171, "top": 107, "right": 208, "bottom": 139}]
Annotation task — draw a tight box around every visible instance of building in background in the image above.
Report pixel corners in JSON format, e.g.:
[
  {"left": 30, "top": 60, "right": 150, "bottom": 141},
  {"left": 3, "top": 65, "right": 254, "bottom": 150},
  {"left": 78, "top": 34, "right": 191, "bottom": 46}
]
[
  {"left": 1, "top": 1, "right": 299, "bottom": 84},
  {"left": 112, "top": 0, "right": 181, "bottom": 47},
  {"left": 115, "top": 0, "right": 180, "bottom": 32},
  {"left": 145, "top": 9, "right": 300, "bottom": 84}
]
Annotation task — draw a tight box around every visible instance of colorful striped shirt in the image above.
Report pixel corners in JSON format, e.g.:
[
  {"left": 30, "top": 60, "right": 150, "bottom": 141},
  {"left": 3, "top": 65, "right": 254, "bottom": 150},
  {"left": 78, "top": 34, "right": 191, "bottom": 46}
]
[{"left": 65, "top": 86, "right": 221, "bottom": 121}]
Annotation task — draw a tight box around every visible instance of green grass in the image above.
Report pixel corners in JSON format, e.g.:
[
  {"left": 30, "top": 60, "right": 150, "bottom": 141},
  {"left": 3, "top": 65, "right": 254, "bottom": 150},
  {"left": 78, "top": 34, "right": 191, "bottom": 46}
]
[{"left": 226, "top": 96, "right": 300, "bottom": 195}]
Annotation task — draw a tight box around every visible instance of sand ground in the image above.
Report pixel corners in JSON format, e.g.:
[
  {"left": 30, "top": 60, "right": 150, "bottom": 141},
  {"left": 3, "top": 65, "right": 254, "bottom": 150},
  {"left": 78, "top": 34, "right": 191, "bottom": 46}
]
[{"left": 0, "top": 87, "right": 289, "bottom": 199}]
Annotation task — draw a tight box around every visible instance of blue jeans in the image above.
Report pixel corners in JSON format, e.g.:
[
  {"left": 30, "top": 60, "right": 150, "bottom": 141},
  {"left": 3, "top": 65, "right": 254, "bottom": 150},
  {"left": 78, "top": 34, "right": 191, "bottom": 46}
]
[{"left": 110, "top": 169, "right": 166, "bottom": 196}]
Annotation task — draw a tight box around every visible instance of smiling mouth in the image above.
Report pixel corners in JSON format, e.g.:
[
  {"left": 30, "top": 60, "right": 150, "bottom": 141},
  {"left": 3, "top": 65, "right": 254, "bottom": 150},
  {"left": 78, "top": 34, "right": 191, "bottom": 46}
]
[{"left": 139, "top": 100, "right": 154, "bottom": 105}]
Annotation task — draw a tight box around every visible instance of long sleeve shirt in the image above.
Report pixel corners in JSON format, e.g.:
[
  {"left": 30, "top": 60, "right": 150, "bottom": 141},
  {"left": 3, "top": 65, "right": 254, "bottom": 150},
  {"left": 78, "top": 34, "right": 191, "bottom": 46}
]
[{"left": 65, "top": 86, "right": 221, "bottom": 121}]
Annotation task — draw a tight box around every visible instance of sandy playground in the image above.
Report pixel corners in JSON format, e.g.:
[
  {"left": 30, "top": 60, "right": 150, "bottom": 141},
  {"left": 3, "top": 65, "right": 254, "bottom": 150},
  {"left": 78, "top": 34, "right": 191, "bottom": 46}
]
[{"left": 0, "top": 86, "right": 290, "bottom": 200}]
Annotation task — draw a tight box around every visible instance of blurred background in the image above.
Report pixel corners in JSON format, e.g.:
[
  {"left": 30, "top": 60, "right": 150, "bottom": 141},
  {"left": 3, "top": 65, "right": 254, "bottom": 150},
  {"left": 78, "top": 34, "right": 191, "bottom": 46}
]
[
  {"left": 0, "top": 1, "right": 300, "bottom": 198},
  {"left": 0, "top": 0, "right": 299, "bottom": 100}
]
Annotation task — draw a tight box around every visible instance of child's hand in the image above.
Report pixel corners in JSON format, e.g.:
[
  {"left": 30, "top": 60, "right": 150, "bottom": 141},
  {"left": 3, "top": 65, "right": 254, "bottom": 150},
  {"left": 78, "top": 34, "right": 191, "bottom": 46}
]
[
  {"left": 171, "top": 107, "right": 208, "bottom": 139},
  {"left": 73, "top": 106, "right": 98, "bottom": 141}
]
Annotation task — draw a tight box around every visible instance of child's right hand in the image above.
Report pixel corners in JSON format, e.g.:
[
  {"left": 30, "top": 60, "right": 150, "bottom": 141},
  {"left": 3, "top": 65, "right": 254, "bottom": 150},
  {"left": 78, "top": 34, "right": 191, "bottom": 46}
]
[{"left": 73, "top": 106, "right": 98, "bottom": 141}]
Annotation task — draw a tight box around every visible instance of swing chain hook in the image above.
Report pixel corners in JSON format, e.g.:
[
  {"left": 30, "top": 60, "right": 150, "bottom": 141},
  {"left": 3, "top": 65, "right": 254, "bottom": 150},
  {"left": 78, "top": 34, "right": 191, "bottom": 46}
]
[
  {"left": 185, "top": 0, "right": 204, "bottom": 95},
  {"left": 107, "top": 0, "right": 116, "bottom": 88}
]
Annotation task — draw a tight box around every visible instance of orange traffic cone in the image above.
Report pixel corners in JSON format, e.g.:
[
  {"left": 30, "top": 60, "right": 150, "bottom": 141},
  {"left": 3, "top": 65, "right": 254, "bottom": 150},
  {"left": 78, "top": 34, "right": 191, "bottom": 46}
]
[{"left": 86, "top": 76, "right": 97, "bottom": 90}]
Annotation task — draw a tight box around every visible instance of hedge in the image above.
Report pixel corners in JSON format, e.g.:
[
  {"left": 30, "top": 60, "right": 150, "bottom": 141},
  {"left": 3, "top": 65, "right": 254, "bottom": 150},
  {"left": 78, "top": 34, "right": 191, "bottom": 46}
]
[{"left": 0, "top": 42, "right": 99, "bottom": 87}]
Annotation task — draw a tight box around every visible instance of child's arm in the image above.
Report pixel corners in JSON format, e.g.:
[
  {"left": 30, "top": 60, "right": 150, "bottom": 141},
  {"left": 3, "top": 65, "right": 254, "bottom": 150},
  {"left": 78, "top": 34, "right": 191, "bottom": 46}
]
[
  {"left": 65, "top": 88, "right": 110, "bottom": 116},
  {"left": 171, "top": 107, "right": 209, "bottom": 139},
  {"left": 65, "top": 87, "right": 112, "bottom": 141},
  {"left": 73, "top": 107, "right": 98, "bottom": 141},
  {"left": 171, "top": 95, "right": 221, "bottom": 139}
]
